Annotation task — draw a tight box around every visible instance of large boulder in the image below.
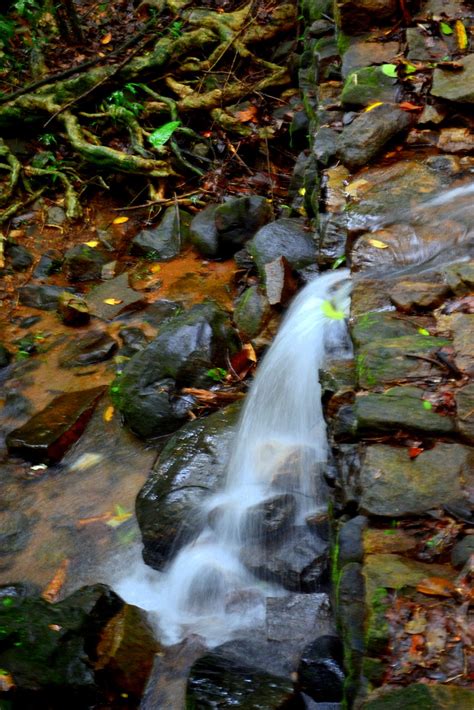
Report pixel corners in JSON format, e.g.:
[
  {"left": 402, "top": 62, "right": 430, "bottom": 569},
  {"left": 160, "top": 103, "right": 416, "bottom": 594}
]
[
  {"left": 247, "top": 218, "right": 317, "bottom": 280},
  {"left": 114, "top": 302, "right": 239, "bottom": 439},
  {"left": 136, "top": 401, "right": 242, "bottom": 569},
  {"left": 131, "top": 206, "right": 192, "bottom": 260}
]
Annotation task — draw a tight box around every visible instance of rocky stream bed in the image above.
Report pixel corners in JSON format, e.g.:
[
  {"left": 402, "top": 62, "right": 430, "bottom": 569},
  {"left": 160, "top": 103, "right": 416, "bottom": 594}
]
[{"left": 1, "top": 0, "right": 474, "bottom": 708}]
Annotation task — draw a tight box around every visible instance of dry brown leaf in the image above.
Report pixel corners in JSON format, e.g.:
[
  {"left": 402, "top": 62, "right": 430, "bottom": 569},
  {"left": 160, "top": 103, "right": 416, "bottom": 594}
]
[
  {"left": 416, "top": 576, "right": 456, "bottom": 597},
  {"left": 101, "top": 32, "right": 112, "bottom": 45},
  {"left": 41, "top": 559, "right": 70, "bottom": 602},
  {"left": 235, "top": 106, "right": 258, "bottom": 123}
]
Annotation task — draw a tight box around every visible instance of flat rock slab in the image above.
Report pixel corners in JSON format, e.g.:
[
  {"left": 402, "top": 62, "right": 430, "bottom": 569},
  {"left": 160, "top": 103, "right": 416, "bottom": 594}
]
[
  {"left": 431, "top": 54, "right": 474, "bottom": 104},
  {"left": 359, "top": 443, "right": 473, "bottom": 516},
  {"left": 6, "top": 386, "right": 106, "bottom": 463},
  {"left": 85, "top": 273, "right": 146, "bottom": 321},
  {"left": 266, "top": 593, "right": 334, "bottom": 643}
]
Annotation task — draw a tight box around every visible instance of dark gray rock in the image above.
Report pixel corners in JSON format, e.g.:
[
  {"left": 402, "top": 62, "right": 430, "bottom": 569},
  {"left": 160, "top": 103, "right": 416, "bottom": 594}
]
[
  {"left": 118, "top": 326, "right": 149, "bottom": 357},
  {"left": 451, "top": 535, "right": 474, "bottom": 568},
  {"left": 313, "top": 127, "right": 340, "bottom": 166},
  {"left": 241, "top": 525, "right": 329, "bottom": 592},
  {"left": 431, "top": 54, "right": 474, "bottom": 104},
  {"left": 58, "top": 330, "right": 117, "bottom": 367},
  {"left": 359, "top": 443, "right": 473, "bottom": 516},
  {"left": 0, "top": 343, "right": 12, "bottom": 368},
  {"left": 32, "top": 250, "right": 63, "bottom": 278},
  {"left": 455, "top": 383, "right": 474, "bottom": 443},
  {"left": 131, "top": 206, "right": 192, "bottom": 260},
  {"left": 406, "top": 27, "right": 448, "bottom": 61},
  {"left": 318, "top": 214, "right": 348, "bottom": 267},
  {"left": 86, "top": 273, "right": 146, "bottom": 321},
  {"left": 139, "top": 299, "right": 182, "bottom": 327},
  {"left": 136, "top": 402, "right": 241, "bottom": 569},
  {"left": 341, "top": 67, "right": 399, "bottom": 108},
  {"left": 297, "top": 635, "right": 344, "bottom": 703},
  {"left": 5, "top": 242, "right": 33, "bottom": 271},
  {"left": 114, "top": 301, "right": 239, "bottom": 439},
  {"left": 233, "top": 285, "right": 270, "bottom": 340},
  {"left": 337, "top": 103, "right": 412, "bottom": 170},
  {"left": 266, "top": 593, "right": 334, "bottom": 643},
  {"left": 19, "top": 284, "right": 74, "bottom": 310},
  {"left": 338, "top": 515, "right": 368, "bottom": 566},
  {"left": 247, "top": 219, "right": 317, "bottom": 280},
  {"left": 341, "top": 40, "right": 400, "bottom": 78},
  {"left": 189, "top": 204, "right": 219, "bottom": 257},
  {"left": 63, "top": 244, "right": 107, "bottom": 282},
  {"left": 242, "top": 494, "right": 297, "bottom": 542}
]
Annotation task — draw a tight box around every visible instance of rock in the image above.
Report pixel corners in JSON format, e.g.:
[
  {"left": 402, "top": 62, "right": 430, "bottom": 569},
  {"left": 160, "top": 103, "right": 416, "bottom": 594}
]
[
  {"left": 46, "top": 205, "right": 67, "bottom": 224},
  {"left": 114, "top": 301, "right": 239, "bottom": 439},
  {"left": 358, "top": 443, "right": 473, "bottom": 516},
  {"left": 351, "top": 311, "right": 417, "bottom": 348},
  {"left": 139, "top": 299, "right": 181, "bottom": 327},
  {"left": 32, "top": 249, "right": 63, "bottom": 278},
  {"left": 0, "top": 343, "right": 12, "bottom": 368},
  {"left": 341, "top": 67, "right": 399, "bottom": 107},
  {"left": 266, "top": 593, "right": 334, "bottom": 642},
  {"left": 438, "top": 127, "right": 474, "bottom": 154},
  {"left": 0, "top": 583, "right": 122, "bottom": 706},
  {"left": 336, "top": 0, "right": 398, "bottom": 33},
  {"left": 0, "top": 510, "right": 33, "bottom": 555},
  {"left": 57, "top": 292, "right": 90, "bottom": 326},
  {"left": 447, "top": 312, "right": 474, "bottom": 375},
  {"left": 136, "top": 402, "right": 241, "bottom": 569},
  {"left": 431, "top": 54, "right": 474, "bottom": 104},
  {"left": 247, "top": 219, "right": 317, "bottom": 280},
  {"left": 6, "top": 386, "right": 106, "bottom": 463},
  {"left": 241, "top": 525, "right": 329, "bottom": 591},
  {"left": 337, "top": 103, "right": 412, "bottom": 170},
  {"left": 417, "top": 104, "right": 447, "bottom": 126},
  {"left": 63, "top": 244, "right": 107, "bottom": 282},
  {"left": 242, "top": 494, "right": 297, "bottom": 541},
  {"left": 297, "top": 636, "right": 344, "bottom": 703},
  {"left": 313, "top": 126, "right": 340, "bottom": 165},
  {"left": 5, "top": 241, "right": 34, "bottom": 271},
  {"left": 443, "top": 261, "right": 474, "bottom": 295},
  {"left": 189, "top": 197, "right": 273, "bottom": 258},
  {"left": 264, "top": 256, "right": 299, "bottom": 305},
  {"left": 389, "top": 280, "right": 451, "bottom": 311},
  {"left": 19, "top": 284, "right": 74, "bottom": 310},
  {"left": 364, "top": 683, "right": 474, "bottom": 709},
  {"left": 455, "top": 383, "right": 474, "bottom": 443},
  {"left": 188, "top": 204, "right": 219, "bottom": 257},
  {"left": 186, "top": 652, "right": 298, "bottom": 709},
  {"left": 451, "top": 535, "right": 474, "bottom": 568},
  {"left": 118, "top": 326, "right": 149, "bottom": 357},
  {"left": 233, "top": 285, "right": 270, "bottom": 340},
  {"left": 318, "top": 214, "right": 348, "bottom": 267},
  {"left": 356, "top": 333, "right": 451, "bottom": 388},
  {"left": 131, "top": 206, "right": 192, "bottom": 260},
  {"left": 335, "top": 562, "right": 365, "bottom": 699},
  {"left": 338, "top": 515, "right": 367, "bottom": 566},
  {"left": 58, "top": 330, "right": 117, "bottom": 367},
  {"left": 85, "top": 272, "right": 146, "bottom": 321},
  {"left": 354, "top": 386, "right": 455, "bottom": 434},
  {"left": 341, "top": 40, "right": 400, "bottom": 78},
  {"left": 406, "top": 27, "right": 448, "bottom": 61}
]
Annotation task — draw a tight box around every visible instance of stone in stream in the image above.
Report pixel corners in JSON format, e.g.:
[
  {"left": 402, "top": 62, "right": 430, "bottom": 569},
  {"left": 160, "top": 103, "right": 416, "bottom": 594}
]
[
  {"left": 341, "top": 40, "right": 400, "bottom": 78},
  {"left": 364, "top": 682, "right": 474, "bottom": 709},
  {"left": 455, "top": 382, "right": 474, "bottom": 443},
  {"left": 242, "top": 493, "right": 297, "bottom": 541},
  {"left": 233, "top": 285, "right": 271, "bottom": 340},
  {"left": 4, "top": 241, "right": 34, "bottom": 271},
  {"left": 0, "top": 342, "right": 12, "bottom": 367},
  {"left": 6, "top": 386, "right": 106, "bottom": 463},
  {"left": 85, "top": 272, "right": 146, "bottom": 321},
  {"left": 131, "top": 206, "right": 192, "bottom": 260},
  {"left": 58, "top": 330, "right": 117, "bottom": 367},
  {"left": 0, "top": 583, "right": 123, "bottom": 707},
  {"left": 57, "top": 291, "right": 90, "bottom": 326},
  {"left": 443, "top": 261, "right": 474, "bottom": 295},
  {"left": 354, "top": 386, "right": 455, "bottom": 435},
  {"left": 117, "top": 326, "right": 149, "bottom": 357},
  {"left": 358, "top": 443, "right": 473, "bottom": 516},
  {"left": 136, "top": 401, "right": 242, "bottom": 570},
  {"left": 114, "top": 301, "right": 239, "bottom": 439},
  {"left": 19, "top": 283, "right": 75, "bottom": 310},
  {"left": 63, "top": 244, "right": 107, "bottom": 282},
  {"left": 296, "top": 635, "right": 344, "bottom": 703},
  {"left": 247, "top": 218, "right": 318, "bottom": 280},
  {"left": 431, "top": 53, "right": 474, "bottom": 104},
  {"left": 341, "top": 66, "right": 399, "bottom": 107},
  {"left": 264, "top": 256, "right": 299, "bottom": 305},
  {"left": 337, "top": 103, "right": 412, "bottom": 170},
  {"left": 0, "top": 510, "right": 35, "bottom": 555},
  {"left": 336, "top": 0, "right": 398, "bottom": 33},
  {"left": 389, "top": 280, "right": 451, "bottom": 312}
]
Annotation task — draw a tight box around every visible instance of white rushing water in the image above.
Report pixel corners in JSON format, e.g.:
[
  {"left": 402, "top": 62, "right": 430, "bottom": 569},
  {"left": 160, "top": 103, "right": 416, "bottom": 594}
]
[{"left": 114, "top": 269, "right": 352, "bottom": 646}]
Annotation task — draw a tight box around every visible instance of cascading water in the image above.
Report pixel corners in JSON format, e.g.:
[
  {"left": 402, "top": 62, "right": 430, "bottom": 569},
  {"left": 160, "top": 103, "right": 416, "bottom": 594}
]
[{"left": 114, "top": 269, "right": 352, "bottom": 646}]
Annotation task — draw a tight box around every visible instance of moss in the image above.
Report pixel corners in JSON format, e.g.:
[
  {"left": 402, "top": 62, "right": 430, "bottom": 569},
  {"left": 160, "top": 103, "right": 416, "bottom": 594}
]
[
  {"left": 336, "top": 29, "right": 351, "bottom": 56},
  {"left": 365, "top": 587, "right": 390, "bottom": 655}
]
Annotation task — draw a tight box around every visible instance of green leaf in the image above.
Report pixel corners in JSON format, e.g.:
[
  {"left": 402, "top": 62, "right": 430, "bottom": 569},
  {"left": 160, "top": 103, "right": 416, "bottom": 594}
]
[
  {"left": 148, "top": 120, "right": 181, "bottom": 148},
  {"left": 404, "top": 63, "right": 417, "bottom": 74},
  {"left": 418, "top": 327, "right": 430, "bottom": 336},
  {"left": 381, "top": 63, "right": 398, "bottom": 78},
  {"left": 206, "top": 367, "right": 228, "bottom": 382},
  {"left": 440, "top": 21, "right": 453, "bottom": 35},
  {"left": 331, "top": 254, "right": 346, "bottom": 270},
  {"left": 422, "top": 400, "right": 433, "bottom": 410},
  {"left": 321, "top": 300, "right": 345, "bottom": 320}
]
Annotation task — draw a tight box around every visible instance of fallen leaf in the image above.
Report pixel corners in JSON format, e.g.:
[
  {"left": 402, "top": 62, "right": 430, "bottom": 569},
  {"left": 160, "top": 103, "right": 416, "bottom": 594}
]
[
  {"left": 454, "top": 20, "right": 468, "bottom": 51},
  {"left": 84, "top": 240, "right": 99, "bottom": 247},
  {"left": 243, "top": 342, "right": 257, "bottom": 363},
  {"left": 381, "top": 63, "right": 398, "bottom": 77},
  {"left": 41, "top": 559, "right": 69, "bottom": 603},
  {"left": 321, "top": 300, "right": 345, "bottom": 320},
  {"left": 112, "top": 216, "right": 129, "bottom": 225},
  {"left": 368, "top": 238, "right": 389, "bottom": 249},
  {"left": 106, "top": 505, "right": 133, "bottom": 528},
  {"left": 400, "top": 101, "right": 422, "bottom": 111},
  {"left": 77, "top": 513, "right": 113, "bottom": 527},
  {"left": 416, "top": 576, "right": 456, "bottom": 597},
  {"left": 440, "top": 21, "right": 453, "bottom": 35},
  {"left": 103, "top": 298, "right": 123, "bottom": 305},
  {"left": 235, "top": 106, "right": 258, "bottom": 122},
  {"left": 103, "top": 405, "right": 114, "bottom": 422},
  {"left": 364, "top": 101, "right": 384, "bottom": 112},
  {"left": 101, "top": 32, "right": 112, "bottom": 44},
  {"left": 408, "top": 446, "right": 424, "bottom": 459},
  {"left": 150, "top": 264, "right": 161, "bottom": 273}
]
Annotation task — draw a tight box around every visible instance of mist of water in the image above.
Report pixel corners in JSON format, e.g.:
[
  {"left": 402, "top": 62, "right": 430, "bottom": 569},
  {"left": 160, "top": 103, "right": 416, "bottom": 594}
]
[{"left": 114, "top": 269, "right": 352, "bottom": 646}]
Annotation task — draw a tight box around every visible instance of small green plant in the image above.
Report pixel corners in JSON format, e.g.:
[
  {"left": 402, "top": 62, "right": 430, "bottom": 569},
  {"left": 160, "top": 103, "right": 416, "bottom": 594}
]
[
  {"left": 206, "top": 367, "right": 228, "bottom": 382},
  {"left": 104, "top": 89, "right": 144, "bottom": 117},
  {"left": 39, "top": 133, "right": 58, "bottom": 147},
  {"left": 169, "top": 20, "right": 183, "bottom": 38}
]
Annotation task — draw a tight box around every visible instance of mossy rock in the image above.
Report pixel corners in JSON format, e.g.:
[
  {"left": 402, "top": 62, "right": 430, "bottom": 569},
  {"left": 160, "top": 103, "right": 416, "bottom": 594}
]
[
  {"left": 363, "top": 683, "right": 474, "bottom": 709},
  {"left": 341, "top": 66, "right": 398, "bottom": 107}
]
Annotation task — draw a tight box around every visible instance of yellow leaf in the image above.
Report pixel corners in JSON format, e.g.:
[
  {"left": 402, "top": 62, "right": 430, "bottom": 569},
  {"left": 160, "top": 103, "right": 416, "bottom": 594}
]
[
  {"left": 101, "top": 32, "right": 112, "bottom": 45},
  {"left": 150, "top": 264, "right": 161, "bottom": 273},
  {"left": 103, "top": 298, "right": 123, "bottom": 305},
  {"left": 365, "top": 101, "right": 384, "bottom": 112},
  {"left": 298, "top": 187, "right": 306, "bottom": 196},
  {"left": 368, "top": 238, "right": 389, "bottom": 249},
  {"left": 455, "top": 20, "right": 468, "bottom": 50},
  {"left": 112, "top": 216, "right": 129, "bottom": 225},
  {"left": 103, "top": 405, "right": 114, "bottom": 422},
  {"left": 84, "top": 240, "right": 99, "bottom": 247}
]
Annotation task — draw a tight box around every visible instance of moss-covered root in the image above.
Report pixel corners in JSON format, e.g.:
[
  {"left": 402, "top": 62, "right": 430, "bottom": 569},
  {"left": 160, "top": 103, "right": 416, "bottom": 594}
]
[
  {"left": 24, "top": 166, "right": 83, "bottom": 219},
  {"left": 0, "top": 138, "right": 21, "bottom": 207}
]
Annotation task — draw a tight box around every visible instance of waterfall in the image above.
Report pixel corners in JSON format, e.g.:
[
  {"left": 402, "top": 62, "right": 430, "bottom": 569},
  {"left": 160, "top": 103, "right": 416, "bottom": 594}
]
[{"left": 114, "top": 269, "right": 352, "bottom": 646}]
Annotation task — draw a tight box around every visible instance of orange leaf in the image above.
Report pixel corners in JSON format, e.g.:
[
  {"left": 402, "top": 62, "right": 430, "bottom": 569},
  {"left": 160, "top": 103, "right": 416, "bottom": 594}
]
[
  {"left": 243, "top": 342, "right": 257, "bottom": 362},
  {"left": 112, "top": 216, "right": 129, "bottom": 225},
  {"left": 101, "top": 32, "right": 112, "bottom": 45},
  {"left": 416, "top": 577, "right": 456, "bottom": 597},
  {"left": 408, "top": 446, "right": 424, "bottom": 459},
  {"left": 235, "top": 106, "right": 258, "bottom": 123},
  {"left": 103, "top": 405, "right": 114, "bottom": 422},
  {"left": 41, "top": 559, "right": 69, "bottom": 603},
  {"left": 399, "top": 101, "right": 422, "bottom": 111}
]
